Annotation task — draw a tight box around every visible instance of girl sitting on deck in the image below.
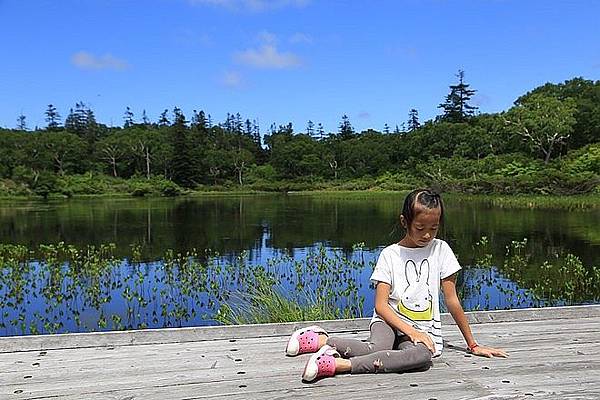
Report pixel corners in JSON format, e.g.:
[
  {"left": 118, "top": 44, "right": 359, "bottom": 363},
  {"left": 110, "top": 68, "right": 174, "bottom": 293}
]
[{"left": 286, "top": 188, "right": 508, "bottom": 382}]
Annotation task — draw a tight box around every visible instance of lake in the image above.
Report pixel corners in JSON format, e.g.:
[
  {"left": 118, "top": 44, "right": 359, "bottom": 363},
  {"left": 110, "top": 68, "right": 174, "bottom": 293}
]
[{"left": 0, "top": 193, "right": 598, "bottom": 336}]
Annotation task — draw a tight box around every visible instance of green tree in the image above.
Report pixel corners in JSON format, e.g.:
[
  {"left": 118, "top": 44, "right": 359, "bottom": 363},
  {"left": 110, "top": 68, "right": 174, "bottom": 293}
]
[
  {"left": 338, "top": 115, "right": 354, "bottom": 139},
  {"left": 233, "top": 148, "right": 254, "bottom": 185},
  {"left": 269, "top": 134, "right": 324, "bottom": 178},
  {"left": 407, "top": 109, "right": 420, "bottom": 132},
  {"left": 123, "top": 107, "right": 134, "bottom": 128},
  {"left": 97, "top": 133, "right": 127, "bottom": 177},
  {"left": 191, "top": 110, "right": 207, "bottom": 130},
  {"left": 45, "top": 104, "right": 61, "bottom": 131},
  {"left": 170, "top": 107, "right": 194, "bottom": 187},
  {"left": 438, "top": 70, "right": 478, "bottom": 122},
  {"left": 141, "top": 109, "right": 150, "bottom": 126},
  {"left": 0, "top": 130, "right": 24, "bottom": 178},
  {"left": 64, "top": 102, "right": 88, "bottom": 136},
  {"left": 504, "top": 94, "right": 577, "bottom": 164},
  {"left": 252, "top": 119, "right": 261, "bottom": 148},
  {"left": 517, "top": 77, "right": 600, "bottom": 149},
  {"left": 306, "top": 120, "right": 314, "bottom": 137},
  {"left": 16, "top": 114, "right": 27, "bottom": 131},
  {"left": 39, "top": 132, "right": 86, "bottom": 175},
  {"left": 316, "top": 123, "right": 325, "bottom": 140},
  {"left": 158, "top": 109, "right": 170, "bottom": 126}
]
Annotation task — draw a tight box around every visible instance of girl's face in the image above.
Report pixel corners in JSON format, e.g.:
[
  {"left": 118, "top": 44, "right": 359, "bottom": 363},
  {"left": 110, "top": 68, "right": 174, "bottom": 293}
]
[{"left": 400, "top": 205, "right": 441, "bottom": 248}]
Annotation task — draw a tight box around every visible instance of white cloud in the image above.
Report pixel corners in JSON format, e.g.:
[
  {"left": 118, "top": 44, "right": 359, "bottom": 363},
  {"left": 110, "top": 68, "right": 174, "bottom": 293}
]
[
  {"left": 174, "top": 29, "right": 214, "bottom": 47},
  {"left": 221, "top": 70, "right": 244, "bottom": 87},
  {"left": 234, "top": 44, "right": 302, "bottom": 69},
  {"left": 289, "top": 32, "right": 312, "bottom": 45},
  {"left": 188, "top": 0, "right": 309, "bottom": 12},
  {"left": 71, "top": 51, "right": 129, "bottom": 70},
  {"left": 257, "top": 30, "right": 277, "bottom": 45}
]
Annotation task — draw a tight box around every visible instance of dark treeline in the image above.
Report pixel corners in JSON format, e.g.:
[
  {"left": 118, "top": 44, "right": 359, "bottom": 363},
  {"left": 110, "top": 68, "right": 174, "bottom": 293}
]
[{"left": 1, "top": 72, "right": 599, "bottom": 198}]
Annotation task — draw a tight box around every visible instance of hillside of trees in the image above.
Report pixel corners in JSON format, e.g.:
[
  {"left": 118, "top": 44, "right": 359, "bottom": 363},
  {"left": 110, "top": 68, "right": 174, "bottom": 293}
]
[{"left": 1, "top": 73, "right": 599, "bottom": 198}]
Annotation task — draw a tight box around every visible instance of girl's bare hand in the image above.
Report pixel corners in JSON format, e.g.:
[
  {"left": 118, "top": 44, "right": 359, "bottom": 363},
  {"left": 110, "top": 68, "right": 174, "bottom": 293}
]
[
  {"left": 472, "top": 345, "right": 509, "bottom": 358},
  {"left": 409, "top": 330, "right": 435, "bottom": 354}
]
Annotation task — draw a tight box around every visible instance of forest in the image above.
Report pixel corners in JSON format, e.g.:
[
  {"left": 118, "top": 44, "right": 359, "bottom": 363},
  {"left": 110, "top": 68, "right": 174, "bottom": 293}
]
[{"left": 1, "top": 73, "right": 599, "bottom": 198}]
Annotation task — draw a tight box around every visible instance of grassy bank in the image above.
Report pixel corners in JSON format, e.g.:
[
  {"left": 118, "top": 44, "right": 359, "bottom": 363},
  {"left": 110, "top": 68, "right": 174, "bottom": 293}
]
[{"left": 1, "top": 177, "right": 599, "bottom": 212}]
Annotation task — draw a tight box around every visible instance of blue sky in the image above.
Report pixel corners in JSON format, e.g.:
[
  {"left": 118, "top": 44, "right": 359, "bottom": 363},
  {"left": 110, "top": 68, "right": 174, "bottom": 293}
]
[{"left": 1, "top": 0, "right": 599, "bottom": 134}]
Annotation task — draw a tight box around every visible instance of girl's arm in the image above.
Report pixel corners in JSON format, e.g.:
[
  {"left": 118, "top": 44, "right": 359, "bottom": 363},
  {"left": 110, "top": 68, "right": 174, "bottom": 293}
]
[
  {"left": 374, "top": 282, "right": 436, "bottom": 353},
  {"left": 441, "top": 273, "right": 509, "bottom": 358}
]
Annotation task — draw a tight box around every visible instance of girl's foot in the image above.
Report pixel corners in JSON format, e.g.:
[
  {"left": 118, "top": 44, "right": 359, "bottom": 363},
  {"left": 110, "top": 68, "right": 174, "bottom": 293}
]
[
  {"left": 302, "top": 345, "right": 340, "bottom": 382},
  {"left": 285, "top": 325, "right": 328, "bottom": 356}
]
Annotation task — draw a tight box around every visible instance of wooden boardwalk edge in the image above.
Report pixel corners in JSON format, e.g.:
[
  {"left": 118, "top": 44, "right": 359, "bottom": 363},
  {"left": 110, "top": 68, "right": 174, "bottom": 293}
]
[{"left": 1, "top": 304, "right": 599, "bottom": 353}]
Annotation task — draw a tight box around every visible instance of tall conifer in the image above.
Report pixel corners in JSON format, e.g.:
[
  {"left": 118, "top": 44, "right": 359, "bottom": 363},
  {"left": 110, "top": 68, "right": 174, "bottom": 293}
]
[{"left": 438, "top": 70, "right": 478, "bottom": 122}]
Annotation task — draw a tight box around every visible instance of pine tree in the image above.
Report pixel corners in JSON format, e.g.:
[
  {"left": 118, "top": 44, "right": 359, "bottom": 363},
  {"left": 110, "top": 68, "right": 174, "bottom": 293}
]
[
  {"left": 198, "top": 110, "right": 207, "bottom": 129},
  {"left": 171, "top": 107, "right": 194, "bottom": 187},
  {"left": 252, "top": 119, "right": 261, "bottom": 146},
  {"left": 142, "top": 110, "right": 150, "bottom": 125},
  {"left": 244, "top": 119, "right": 253, "bottom": 137},
  {"left": 407, "top": 109, "right": 420, "bottom": 131},
  {"left": 306, "top": 120, "right": 315, "bottom": 137},
  {"left": 64, "top": 108, "right": 76, "bottom": 132},
  {"left": 438, "top": 69, "right": 478, "bottom": 122},
  {"left": 235, "top": 113, "right": 243, "bottom": 133},
  {"left": 16, "top": 114, "right": 27, "bottom": 130},
  {"left": 45, "top": 104, "right": 61, "bottom": 131},
  {"left": 279, "top": 122, "right": 293, "bottom": 135},
  {"left": 317, "top": 123, "right": 325, "bottom": 140},
  {"left": 383, "top": 123, "right": 390, "bottom": 134},
  {"left": 123, "top": 107, "right": 134, "bottom": 128},
  {"left": 269, "top": 123, "right": 277, "bottom": 135},
  {"left": 158, "top": 109, "right": 170, "bottom": 126},
  {"left": 338, "top": 115, "right": 354, "bottom": 139},
  {"left": 84, "top": 108, "right": 100, "bottom": 154},
  {"left": 191, "top": 109, "right": 207, "bottom": 130},
  {"left": 394, "top": 125, "right": 401, "bottom": 134},
  {"left": 65, "top": 102, "right": 89, "bottom": 136}
]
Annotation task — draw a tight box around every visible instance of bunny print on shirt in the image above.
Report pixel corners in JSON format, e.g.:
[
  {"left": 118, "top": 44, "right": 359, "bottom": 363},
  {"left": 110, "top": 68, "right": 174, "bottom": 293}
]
[{"left": 398, "top": 259, "right": 433, "bottom": 321}]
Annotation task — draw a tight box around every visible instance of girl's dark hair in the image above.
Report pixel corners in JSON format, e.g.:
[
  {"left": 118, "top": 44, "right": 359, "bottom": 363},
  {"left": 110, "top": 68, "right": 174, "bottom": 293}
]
[{"left": 401, "top": 188, "right": 444, "bottom": 229}]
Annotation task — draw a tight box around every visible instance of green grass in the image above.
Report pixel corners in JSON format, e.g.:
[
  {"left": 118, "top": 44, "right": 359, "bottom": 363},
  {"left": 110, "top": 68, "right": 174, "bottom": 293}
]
[
  {"left": 214, "top": 279, "right": 343, "bottom": 325},
  {"left": 447, "top": 193, "right": 600, "bottom": 210}
]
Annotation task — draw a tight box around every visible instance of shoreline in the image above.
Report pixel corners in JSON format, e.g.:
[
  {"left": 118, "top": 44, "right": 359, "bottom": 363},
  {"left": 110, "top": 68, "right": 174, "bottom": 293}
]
[{"left": 1, "top": 190, "right": 599, "bottom": 209}]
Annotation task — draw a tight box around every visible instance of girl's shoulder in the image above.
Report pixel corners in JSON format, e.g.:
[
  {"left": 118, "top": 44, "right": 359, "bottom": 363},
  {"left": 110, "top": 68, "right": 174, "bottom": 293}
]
[
  {"left": 431, "top": 238, "right": 456, "bottom": 254},
  {"left": 380, "top": 239, "right": 453, "bottom": 256}
]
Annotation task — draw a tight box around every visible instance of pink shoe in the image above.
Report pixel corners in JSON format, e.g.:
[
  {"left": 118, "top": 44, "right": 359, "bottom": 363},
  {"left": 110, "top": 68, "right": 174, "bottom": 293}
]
[
  {"left": 302, "top": 345, "right": 339, "bottom": 382},
  {"left": 285, "top": 325, "right": 328, "bottom": 356}
]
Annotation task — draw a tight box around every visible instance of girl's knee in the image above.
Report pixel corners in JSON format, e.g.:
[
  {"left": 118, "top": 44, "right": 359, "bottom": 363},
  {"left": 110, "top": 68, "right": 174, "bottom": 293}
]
[
  {"left": 368, "top": 341, "right": 391, "bottom": 352},
  {"left": 325, "top": 337, "right": 353, "bottom": 357},
  {"left": 415, "top": 345, "right": 433, "bottom": 368}
]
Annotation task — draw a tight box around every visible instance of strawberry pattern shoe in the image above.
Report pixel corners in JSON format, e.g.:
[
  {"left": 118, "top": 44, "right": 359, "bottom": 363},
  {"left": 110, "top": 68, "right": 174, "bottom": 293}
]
[
  {"left": 302, "top": 344, "right": 339, "bottom": 382},
  {"left": 285, "top": 325, "right": 328, "bottom": 356}
]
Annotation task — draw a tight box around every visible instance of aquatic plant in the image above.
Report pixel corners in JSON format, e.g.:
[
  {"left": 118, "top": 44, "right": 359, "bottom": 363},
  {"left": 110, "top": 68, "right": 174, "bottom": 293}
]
[{"left": 0, "top": 238, "right": 598, "bottom": 335}]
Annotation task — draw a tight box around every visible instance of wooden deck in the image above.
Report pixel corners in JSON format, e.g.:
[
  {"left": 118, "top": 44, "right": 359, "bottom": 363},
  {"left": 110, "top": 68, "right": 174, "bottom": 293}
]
[{"left": 1, "top": 305, "right": 600, "bottom": 400}]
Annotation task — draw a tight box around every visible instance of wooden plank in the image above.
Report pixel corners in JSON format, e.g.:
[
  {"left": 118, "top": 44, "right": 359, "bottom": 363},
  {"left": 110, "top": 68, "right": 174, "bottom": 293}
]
[
  {"left": 2, "top": 305, "right": 599, "bottom": 353},
  {"left": 1, "top": 305, "right": 599, "bottom": 400}
]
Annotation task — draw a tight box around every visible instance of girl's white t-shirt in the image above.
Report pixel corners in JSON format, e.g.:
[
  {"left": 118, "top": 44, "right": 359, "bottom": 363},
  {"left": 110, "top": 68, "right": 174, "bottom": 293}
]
[{"left": 370, "top": 238, "right": 461, "bottom": 357}]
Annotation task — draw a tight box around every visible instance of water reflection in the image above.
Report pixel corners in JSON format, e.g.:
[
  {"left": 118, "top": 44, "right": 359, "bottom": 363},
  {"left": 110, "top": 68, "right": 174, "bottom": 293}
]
[{"left": 0, "top": 194, "right": 598, "bottom": 336}]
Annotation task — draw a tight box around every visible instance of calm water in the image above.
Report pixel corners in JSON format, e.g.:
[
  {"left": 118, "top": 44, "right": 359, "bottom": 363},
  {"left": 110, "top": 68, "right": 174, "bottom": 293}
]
[{"left": 0, "top": 193, "right": 598, "bottom": 336}]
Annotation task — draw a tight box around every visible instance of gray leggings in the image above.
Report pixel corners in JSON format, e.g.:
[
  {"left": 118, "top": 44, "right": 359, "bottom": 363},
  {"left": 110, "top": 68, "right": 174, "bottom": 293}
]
[{"left": 326, "top": 321, "right": 432, "bottom": 374}]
